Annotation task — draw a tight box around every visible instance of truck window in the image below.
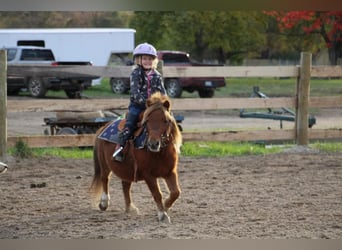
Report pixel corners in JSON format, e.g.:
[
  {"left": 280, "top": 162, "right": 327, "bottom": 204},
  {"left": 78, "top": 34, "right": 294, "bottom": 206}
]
[
  {"left": 162, "top": 54, "right": 190, "bottom": 64},
  {"left": 108, "top": 53, "right": 133, "bottom": 66},
  {"left": 17, "top": 40, "right": 45, "bottom": 47},
  {"left": 6, "top": 48, "right": 17, "bottom": 61},
  {"left": 21, "top": 49, "right": 55, "bottom": 61}
]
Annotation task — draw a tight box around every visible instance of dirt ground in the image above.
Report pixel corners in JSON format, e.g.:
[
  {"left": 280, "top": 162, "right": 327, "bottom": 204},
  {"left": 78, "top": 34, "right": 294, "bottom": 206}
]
[
  {"left": 1, "top": 151, "right": 342, "bottom": 239},
  {"left": 2, "top": 97, "right": 342, "bottom": 239}
]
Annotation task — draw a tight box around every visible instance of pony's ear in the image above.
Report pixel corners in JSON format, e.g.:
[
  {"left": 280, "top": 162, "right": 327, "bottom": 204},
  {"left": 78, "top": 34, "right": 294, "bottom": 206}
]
[{"left": 163, "top": 100, "right": 171, "bottom": 111}]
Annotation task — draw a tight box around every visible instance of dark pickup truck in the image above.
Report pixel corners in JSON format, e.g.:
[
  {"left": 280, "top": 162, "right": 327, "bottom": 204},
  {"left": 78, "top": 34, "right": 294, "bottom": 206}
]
[
  {"left": 109, "top": 50, "right": 226, "bottom": 98},
  {"left": 6, "top": 46, "right": 99, "bottom": 98}
]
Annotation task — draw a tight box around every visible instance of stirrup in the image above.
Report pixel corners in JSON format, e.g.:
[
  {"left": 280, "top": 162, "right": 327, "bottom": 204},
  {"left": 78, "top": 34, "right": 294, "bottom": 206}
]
[
  {"left": 112, "top": 146, "right": 123, "bottom": 158},
  {"left": 114, "top": 152, "right": 124, "bottom": 162}
]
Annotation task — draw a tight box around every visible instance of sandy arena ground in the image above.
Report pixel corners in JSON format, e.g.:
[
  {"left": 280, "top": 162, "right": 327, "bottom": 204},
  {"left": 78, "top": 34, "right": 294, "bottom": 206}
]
[{"left": 0, "top": 151, "right": 341, "bottom": 239}]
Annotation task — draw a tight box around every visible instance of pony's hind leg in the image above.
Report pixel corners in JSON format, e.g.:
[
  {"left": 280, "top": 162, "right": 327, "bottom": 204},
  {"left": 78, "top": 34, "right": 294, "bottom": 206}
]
[
  {"left": 121, "top": 180, "right": 139, "bottom": 214},
  {"left": 99, "top": 171, "right": 111, "bottom": 211},
  {"left": 91, "top": 142, "right": 111, "bottom": 211}
]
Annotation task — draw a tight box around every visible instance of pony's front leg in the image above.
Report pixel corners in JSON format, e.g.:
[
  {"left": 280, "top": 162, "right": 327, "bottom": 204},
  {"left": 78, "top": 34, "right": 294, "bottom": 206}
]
[
  {"left": 144, "top": 177, "right": 171, "bottom": 223},
  {"left": 121, "top": 180, "right": 139, "bottom": 214},
  {"left": 163, "top": 171, "right": 181, "bottom": 211}
]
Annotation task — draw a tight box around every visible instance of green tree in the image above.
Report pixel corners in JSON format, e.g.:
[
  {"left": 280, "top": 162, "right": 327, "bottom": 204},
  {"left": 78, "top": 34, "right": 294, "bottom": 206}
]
[
  {"left": 130, "top": 11, "right": 268, "bottom": 65},
  {"left": 129, "top": 11, "right": 169, "bottom": 47},
  {"left": 0, "top": 12, "right": 129, "bottom": 28}
]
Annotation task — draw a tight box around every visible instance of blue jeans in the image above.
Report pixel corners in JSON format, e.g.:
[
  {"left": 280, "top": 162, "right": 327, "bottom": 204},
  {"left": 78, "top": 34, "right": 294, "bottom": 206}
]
[{"left": 125, "top": 103, "right": 145, "bottom": 133}]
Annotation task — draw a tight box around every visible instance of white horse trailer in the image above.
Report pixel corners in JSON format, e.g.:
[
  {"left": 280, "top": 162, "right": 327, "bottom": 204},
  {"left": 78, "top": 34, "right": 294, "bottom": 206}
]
[{"left": 0, "top": 28, "right": 136, "bottom": 84}]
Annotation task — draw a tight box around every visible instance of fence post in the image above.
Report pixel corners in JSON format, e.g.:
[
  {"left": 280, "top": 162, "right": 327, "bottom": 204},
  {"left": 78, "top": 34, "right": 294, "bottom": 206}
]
[
  {"left": 0, "top": 50, "right": 7, "bottom": 161},
  {"left": 296, "top": 52, "right": 312, "bottom": 145}
]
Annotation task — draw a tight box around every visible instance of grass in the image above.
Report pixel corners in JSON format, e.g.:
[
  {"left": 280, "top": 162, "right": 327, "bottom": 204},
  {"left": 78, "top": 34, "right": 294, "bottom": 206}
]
[
  {"left": 215, "top": 77, "right": 342, "bottom": 98},
  {"left": 8, "top": 145, "right": 93, "bottom": 159},
  {"left": 17, "top": 77, "right": 342, "bottom": 99},
  {"left": 311, "top": 141, "right": 342, "bottom": 152},
  {"left": 180, "top": 141, "right": 283, "bottom": 157},
  {"left": 7, "top": 140, "right": 342, "bottom": 159}
]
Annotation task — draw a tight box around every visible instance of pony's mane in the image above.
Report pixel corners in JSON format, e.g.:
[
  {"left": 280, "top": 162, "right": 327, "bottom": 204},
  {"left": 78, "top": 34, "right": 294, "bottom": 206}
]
[{"left": 142, "top": 93, "right": 182, "bottom": 153}]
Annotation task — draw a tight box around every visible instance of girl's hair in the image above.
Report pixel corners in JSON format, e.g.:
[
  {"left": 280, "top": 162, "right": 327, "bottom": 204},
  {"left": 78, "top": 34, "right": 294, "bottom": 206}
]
[{"left": 134, "top": 55, "right": 159, "bottom": 69}]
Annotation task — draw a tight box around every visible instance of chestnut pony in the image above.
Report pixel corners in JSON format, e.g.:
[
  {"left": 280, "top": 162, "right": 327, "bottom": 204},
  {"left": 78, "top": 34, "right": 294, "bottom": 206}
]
[{"left": 90, "top": 92, "right": 182, "bottom": 223}]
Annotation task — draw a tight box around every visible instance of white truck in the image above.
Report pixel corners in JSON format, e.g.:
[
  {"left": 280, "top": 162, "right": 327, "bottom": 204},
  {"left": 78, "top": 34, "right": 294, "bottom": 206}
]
[
  {"left": 0, "top": 28, "right": 136, "bottom": 85},
  {"left": 6, "top": 46, "right": 100, "bottom": 98}
]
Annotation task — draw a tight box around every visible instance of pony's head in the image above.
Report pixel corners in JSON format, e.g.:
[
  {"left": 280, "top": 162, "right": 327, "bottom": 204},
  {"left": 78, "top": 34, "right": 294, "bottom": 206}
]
[{"left": 142, "top": 92, "right": 182, "bottom": 153}]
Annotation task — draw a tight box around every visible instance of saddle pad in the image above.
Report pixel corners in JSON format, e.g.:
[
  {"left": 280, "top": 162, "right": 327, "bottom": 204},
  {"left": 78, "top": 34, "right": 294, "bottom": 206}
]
[
  {"left": 97, "top": 118, "right": 147, "bottom": 148},
  {"left": 97, "top": 118, "right": 122, "bottom": 144}
]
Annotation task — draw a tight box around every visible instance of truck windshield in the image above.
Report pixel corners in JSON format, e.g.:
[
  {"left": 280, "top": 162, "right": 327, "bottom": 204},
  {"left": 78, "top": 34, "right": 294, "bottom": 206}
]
[
  {"left": 20, "top": 49, "right": 55, "bottom": 61},
  {"left": 162, "top": 53, "right": 190, "bottom": 64}
]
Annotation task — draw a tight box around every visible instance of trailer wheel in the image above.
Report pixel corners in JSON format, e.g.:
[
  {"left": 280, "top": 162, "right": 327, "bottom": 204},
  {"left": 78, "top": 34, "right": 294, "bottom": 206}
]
[
  {"left": 110, "top": 78, "right": 129, "bottom": 94},
  {"left": 28, "top": 77, "right": 47, "bottom": 98},
  {"left": 56, "top": 127, "right": 78, "bottom": 135},
  {"left": 165, "top": 78, "right": 182, "bottom": 98}
]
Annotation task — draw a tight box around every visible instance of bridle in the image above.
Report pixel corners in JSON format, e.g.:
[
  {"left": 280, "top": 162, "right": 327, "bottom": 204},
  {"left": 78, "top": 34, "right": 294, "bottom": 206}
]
[{"left": 142, "top": 106, "right": 173, "bottom": 152}]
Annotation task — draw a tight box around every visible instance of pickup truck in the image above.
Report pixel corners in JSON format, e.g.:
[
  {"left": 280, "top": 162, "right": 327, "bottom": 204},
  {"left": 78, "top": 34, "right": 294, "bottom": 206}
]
[
  {"left": 109, "top": 50, "right": 226, "bottom": 98},
  {"left": 6, "top": 46, "right": 98, "bottom": 98}
]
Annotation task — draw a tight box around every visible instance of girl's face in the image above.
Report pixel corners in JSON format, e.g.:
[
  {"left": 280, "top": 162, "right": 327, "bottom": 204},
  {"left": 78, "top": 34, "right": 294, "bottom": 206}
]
[{"left": 141, "top": 55, "right": 154, "bottom": 70}]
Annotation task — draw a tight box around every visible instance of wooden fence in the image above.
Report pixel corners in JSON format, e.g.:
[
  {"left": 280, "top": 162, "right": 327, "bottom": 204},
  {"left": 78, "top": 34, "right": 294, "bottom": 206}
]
[{"left": 1, "top": 52, "right": 342, "bottom": 157}]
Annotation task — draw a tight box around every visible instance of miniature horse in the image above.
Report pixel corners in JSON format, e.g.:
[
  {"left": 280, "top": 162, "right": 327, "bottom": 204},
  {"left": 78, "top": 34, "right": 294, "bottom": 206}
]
[{"left": 90, "top": 92, "right": 182, "bottom": 223}]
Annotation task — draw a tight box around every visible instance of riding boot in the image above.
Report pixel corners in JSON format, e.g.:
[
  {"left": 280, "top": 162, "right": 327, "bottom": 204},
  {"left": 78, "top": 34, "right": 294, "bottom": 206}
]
[
  {"left": 113, "top": 128, "right": 131, "bottom": 162},
  {"left": 113, "top": 112, "right": 139, "bottom": 162}
]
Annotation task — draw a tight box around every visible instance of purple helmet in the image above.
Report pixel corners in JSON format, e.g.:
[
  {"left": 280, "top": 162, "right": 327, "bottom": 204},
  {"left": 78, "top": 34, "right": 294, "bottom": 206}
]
[{"left": 133, "top": 43, "right": 157, "bottom": 58}]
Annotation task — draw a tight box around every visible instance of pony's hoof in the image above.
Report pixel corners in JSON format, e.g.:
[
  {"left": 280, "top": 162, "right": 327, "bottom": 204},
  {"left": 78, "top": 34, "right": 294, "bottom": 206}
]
[
  {"left": 158, "top": 211, "right": 171, "bottom": 223},
  {"left": 126, "top": 204, "right": 140, "bottom": 215},
  {"left": 99, "top": 203, "right": 108, "bottom": 211}
]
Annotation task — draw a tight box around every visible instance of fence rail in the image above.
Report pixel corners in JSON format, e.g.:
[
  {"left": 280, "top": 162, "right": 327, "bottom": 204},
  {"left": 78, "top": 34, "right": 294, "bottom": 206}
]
[
  {"left": 7, "top": 129, "right": 342, "bottom": 149},
  {"left": 7, "top": 96, "right": 342, "bottom": 113},
  {"left": 1, "top": 52, "right": 342, "bottom": 153},
  {"left": 7, "top": 65, "right": 342, "bottom": 78}
]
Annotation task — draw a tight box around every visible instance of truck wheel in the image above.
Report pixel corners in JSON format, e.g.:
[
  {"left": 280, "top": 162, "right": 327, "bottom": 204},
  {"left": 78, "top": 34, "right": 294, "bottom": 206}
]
[
  {"left": 165, "top": 79, "right": 182, "bottom": 98},
  {"left": 198, "top": 89, "right": 215, "bottom": 98},
  {"left": 28, "top": 77, "right": 47, "bottom": 98},
  {"left": 110, "top": 78, "right": 129, "bottom": 94}
]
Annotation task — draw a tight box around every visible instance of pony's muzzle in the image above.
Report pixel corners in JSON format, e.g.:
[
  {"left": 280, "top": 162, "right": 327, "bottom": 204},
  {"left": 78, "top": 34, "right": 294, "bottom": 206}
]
[{"left": 147, "top": 139, "right": 161, "bottom": 152}]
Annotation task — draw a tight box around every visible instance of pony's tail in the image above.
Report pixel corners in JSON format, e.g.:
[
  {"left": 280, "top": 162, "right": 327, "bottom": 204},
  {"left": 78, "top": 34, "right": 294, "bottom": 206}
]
[{"left": 89, "top": 138, "right": 103, "bottom": 204}]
